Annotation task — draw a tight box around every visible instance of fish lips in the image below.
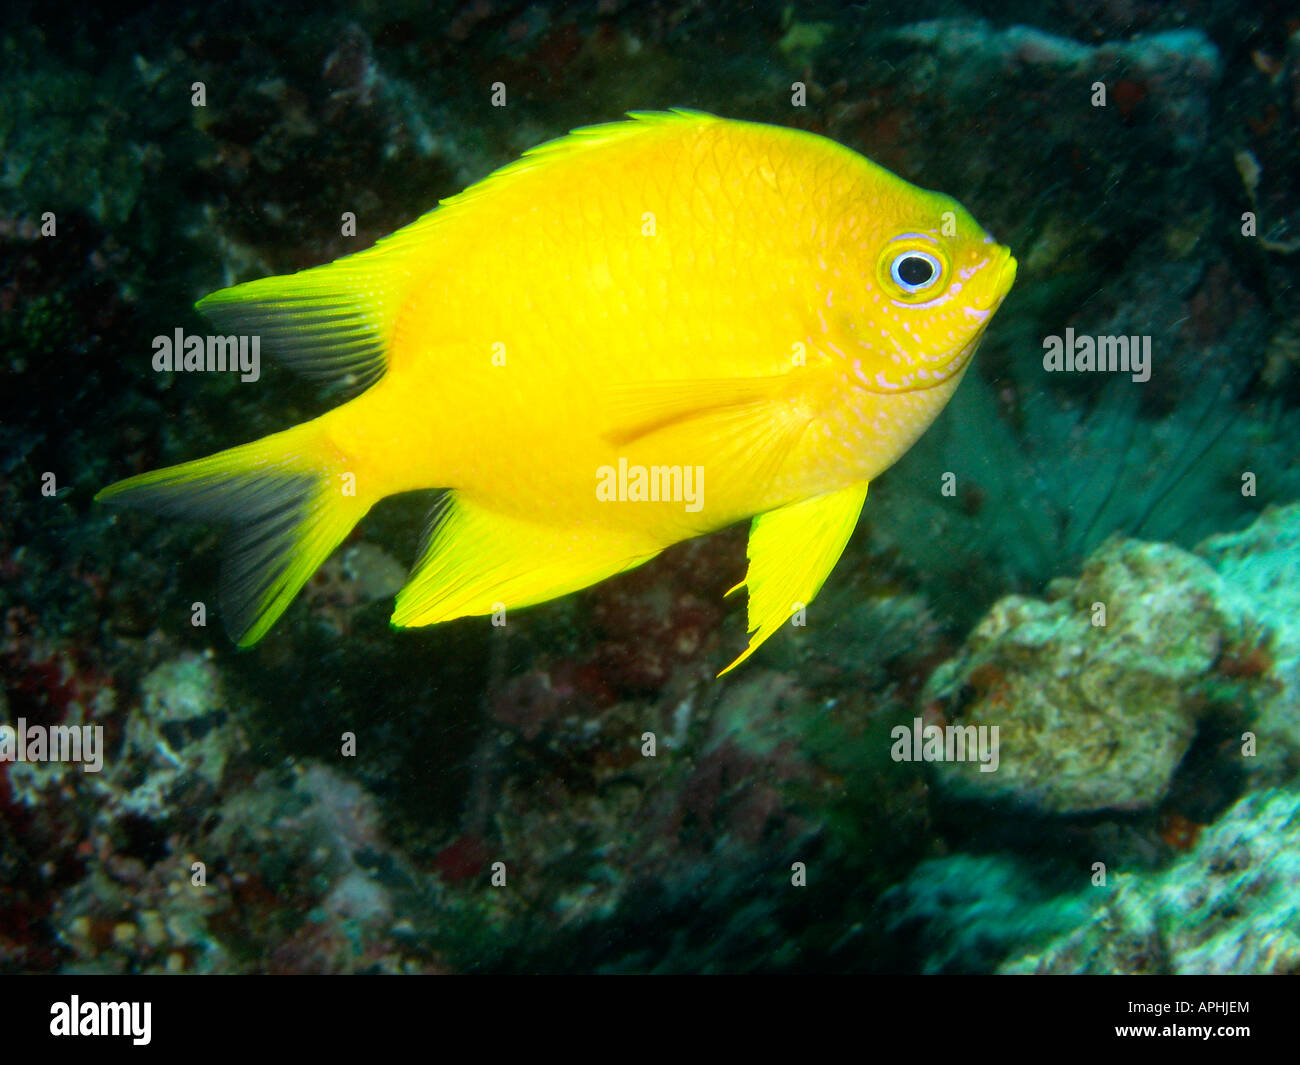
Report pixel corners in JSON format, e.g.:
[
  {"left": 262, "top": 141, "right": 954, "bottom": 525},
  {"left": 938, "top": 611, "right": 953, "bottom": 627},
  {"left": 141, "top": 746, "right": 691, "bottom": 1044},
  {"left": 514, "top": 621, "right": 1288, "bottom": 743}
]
[{"left": 974, "top": 245, "right": 1017, "bottom": 312}]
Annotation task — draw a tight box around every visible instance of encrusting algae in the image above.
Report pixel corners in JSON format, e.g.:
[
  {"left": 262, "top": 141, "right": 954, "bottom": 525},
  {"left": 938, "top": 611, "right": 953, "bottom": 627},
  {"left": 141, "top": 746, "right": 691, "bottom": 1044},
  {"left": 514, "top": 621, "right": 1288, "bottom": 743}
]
[{"left": 98, "top": 110, "right": 1016, "bottom": 672}]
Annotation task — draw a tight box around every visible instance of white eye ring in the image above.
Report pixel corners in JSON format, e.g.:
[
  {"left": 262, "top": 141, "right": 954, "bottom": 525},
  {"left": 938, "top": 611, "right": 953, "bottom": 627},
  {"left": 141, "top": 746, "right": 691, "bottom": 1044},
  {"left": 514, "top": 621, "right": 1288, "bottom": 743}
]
[{"left": 890, "top": 250, "right": 942, "bottom": 293}]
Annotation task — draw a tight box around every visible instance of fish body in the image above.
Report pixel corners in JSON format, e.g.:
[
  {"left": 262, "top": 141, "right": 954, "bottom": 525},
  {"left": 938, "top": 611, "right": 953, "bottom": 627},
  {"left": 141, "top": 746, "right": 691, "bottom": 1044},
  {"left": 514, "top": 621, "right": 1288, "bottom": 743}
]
[{"left": 98, "top": 111, "right": 1016, "bottom": 671}]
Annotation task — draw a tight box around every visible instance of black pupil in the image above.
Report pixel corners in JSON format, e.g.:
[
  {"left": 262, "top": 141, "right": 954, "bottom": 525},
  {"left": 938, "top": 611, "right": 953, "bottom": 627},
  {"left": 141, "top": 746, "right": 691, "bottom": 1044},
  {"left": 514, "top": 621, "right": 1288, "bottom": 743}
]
[{"left": 898, "top": 255, "right": 934, "bottom": 286}]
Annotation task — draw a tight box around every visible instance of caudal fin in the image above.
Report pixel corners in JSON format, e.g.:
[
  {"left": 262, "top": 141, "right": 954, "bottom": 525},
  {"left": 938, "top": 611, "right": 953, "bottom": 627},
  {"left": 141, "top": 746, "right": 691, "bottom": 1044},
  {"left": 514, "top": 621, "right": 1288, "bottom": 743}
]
[{"left": 96, "top": 422, "right": 370, "bottom": 645}]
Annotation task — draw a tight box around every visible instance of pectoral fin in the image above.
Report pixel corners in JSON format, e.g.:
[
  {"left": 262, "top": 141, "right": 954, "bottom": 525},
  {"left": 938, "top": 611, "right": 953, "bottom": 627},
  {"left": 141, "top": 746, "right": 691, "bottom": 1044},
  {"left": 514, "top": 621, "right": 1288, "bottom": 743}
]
[
  {"left": 603, "top": 375, "right": 816, "bottom": 494},
  {"left": 604, "top": 376, "right": 799, "bottom": 447},
  {"left": 719, "top": 482, "right": 870, "bottom": 676}
]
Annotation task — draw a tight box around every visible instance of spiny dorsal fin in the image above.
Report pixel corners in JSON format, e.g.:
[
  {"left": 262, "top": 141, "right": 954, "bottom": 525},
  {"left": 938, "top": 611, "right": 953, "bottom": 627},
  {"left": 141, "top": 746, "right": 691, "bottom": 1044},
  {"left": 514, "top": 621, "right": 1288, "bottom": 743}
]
[
  {"left": 195, "top": 111, "right": 721, "bottom": 395},
  {"left": 449, "top": 109, "right": 719, "bottom": 202},
  {"left": 195, "top": 242, "right": 412, "bottom": 395}
]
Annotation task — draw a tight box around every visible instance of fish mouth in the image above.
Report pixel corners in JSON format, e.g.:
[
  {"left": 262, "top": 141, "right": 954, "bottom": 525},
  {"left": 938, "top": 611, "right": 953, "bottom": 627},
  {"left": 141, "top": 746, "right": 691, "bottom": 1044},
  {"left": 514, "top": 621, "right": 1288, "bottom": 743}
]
[
  {"left": 975, "top": 245, "right": 1017, "bottom": 311},
  {"left": 913, "top": 253, "right": 1013, "bottom": 385}
]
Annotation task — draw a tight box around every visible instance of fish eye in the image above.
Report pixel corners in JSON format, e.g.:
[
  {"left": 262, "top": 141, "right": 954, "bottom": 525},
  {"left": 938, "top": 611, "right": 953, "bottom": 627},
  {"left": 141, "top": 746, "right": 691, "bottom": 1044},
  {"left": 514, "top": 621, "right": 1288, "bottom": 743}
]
[{"left": 890, "top": 250, "right": 942, "bottom": 292}]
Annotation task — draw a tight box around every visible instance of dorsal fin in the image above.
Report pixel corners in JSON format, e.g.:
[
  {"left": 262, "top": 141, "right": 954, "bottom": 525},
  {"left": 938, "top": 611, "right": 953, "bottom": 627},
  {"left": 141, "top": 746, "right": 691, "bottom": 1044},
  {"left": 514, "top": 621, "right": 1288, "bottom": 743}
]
[
  {"left": 195, "top": 110, "right": 721, "bottom": 394},
  {"left": 194, "top": 224, "right": 435, "bottom": 394}
]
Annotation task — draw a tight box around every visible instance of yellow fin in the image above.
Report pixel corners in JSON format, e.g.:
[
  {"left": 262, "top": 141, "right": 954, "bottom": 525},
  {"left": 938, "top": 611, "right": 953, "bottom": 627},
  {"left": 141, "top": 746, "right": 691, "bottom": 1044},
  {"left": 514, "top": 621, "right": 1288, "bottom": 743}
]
[
  {"left": 603, "top": 374, "right": 815, "bottom": 494},
  {"left": 96, "top": 422, "right": 371, "bottom": 645},
  {"left": 719, "top": 482, "right": 870, "bottom": 676},
  {"left": 604, "top": 375, "right": 800, "bottom": 446},
  {"left": 446, "top": 109, "right": 721, "bottom": 212},
  {"left": 392, "top": 494, "right": 658, "bottom": 627},
  {"left": 194, "top": 226, "right": 431, "bottom": 393},
  {"left": 195, "top": 111, "right": 720, "bottom": 395}
]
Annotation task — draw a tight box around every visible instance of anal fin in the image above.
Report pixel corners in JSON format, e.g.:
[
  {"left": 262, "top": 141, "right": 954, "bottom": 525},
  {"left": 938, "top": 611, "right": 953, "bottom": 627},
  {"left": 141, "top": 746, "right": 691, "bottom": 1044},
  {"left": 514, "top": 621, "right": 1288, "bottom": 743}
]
[
  {"left": 392, "top": 493, "right": 658, "bottom": 627},
  {"left": 719, "top": 481, "right": 870, "bottom": 676}
]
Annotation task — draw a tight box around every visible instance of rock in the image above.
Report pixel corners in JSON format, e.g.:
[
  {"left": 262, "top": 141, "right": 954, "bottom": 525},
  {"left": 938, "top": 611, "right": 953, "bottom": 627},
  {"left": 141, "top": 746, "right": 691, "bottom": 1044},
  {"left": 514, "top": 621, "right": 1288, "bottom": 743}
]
[
  {"left": 113, "top": 652, "right": 246, "bottom": 817},
  {"left": 921, "top": 535, "right": 1267, "bottom": 813},
  {"left": 1197, "top": 502, "right": 1300, "bottom": 784},
  {"left": 1001, "top": 788, "right": 1300, "bottom": 974}
]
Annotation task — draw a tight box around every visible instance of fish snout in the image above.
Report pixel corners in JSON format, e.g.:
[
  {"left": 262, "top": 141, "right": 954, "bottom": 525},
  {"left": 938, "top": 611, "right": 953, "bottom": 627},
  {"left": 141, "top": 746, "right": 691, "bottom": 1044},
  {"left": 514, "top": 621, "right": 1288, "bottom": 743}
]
[{"left": 974, "top": 245, "right": 1017, "bottom": 311}]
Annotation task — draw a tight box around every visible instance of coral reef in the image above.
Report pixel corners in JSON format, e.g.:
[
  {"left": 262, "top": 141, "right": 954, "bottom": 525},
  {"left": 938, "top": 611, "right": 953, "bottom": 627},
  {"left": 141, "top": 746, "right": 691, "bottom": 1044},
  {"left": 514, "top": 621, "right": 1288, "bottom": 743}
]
[
  {"left": 879, "top": 787, "right": 1300, "bottom": 975},
  {"left": 1001, "top": 788, "right": 1300, "bottom": 975},
  {"left": 51, "top": 757, "right": 444, "bottom": 974},
  {"left": 1197, "top": 503, "right": 1300, "bottom": 784},
  {"left": 108, "top": 652, "right": 242, "bottom": 818}
]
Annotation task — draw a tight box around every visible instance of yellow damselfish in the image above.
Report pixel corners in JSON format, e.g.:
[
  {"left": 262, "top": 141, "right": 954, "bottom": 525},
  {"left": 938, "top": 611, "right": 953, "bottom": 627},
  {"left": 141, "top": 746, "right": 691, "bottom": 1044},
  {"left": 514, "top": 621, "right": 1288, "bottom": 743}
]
[{"left": 98, "top": 110, "right": 1016, "bottom": 673}]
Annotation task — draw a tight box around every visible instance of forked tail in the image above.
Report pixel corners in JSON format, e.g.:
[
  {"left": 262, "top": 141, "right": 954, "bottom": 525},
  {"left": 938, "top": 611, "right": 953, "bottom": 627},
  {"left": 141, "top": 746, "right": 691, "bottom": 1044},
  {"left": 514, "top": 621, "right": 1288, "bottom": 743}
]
[{"left": 96, "top": 421, "right": 371, "bottom": 644}]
